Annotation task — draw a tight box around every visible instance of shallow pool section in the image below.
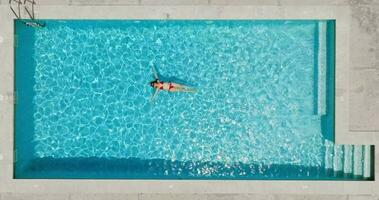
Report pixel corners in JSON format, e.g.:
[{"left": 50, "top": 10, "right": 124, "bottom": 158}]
[{"left": 14, "top": 20, "right": 373, "bottom": 180}]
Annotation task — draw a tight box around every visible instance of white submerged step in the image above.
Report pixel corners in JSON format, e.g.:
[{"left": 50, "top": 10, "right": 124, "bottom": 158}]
[
  {"left": 333, "top": 145, "right": 344, "bottom": 172},
  {"left": 343, "top": 145, "right": 353, "bottom": 174},
  {"left": 323, "top": 140, "right": 373, "bottom": 179},
  {"left": 317, "top": 21, "right": 327, "bottom": 116},
  {"left": 353, "top": 145, "right": 363, "bottom": 177},
  {"left": 363, "top": 145, "right": 372, "bottom": 178},
  {"left": 324, "top": 140, "right": 334, "bottom": 170}
]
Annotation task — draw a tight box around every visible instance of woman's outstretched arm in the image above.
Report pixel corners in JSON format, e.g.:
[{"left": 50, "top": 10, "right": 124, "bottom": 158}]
[
  {"left": 150, "top": 89, "right": 160, "bottom": 101},
  {"left": 151, "top": 65, "right": 159, "bottom": 80}
]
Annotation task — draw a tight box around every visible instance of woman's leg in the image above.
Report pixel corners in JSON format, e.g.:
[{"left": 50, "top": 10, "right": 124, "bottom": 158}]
[
  {"left": 170, "top": 83, "right": 196, "bottom": 92},
  {"left": 170, "top": 87, "right": 196, "bottom": 93}
]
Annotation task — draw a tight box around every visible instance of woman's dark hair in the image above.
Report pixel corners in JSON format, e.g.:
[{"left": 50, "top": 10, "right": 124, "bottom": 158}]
[{"left": 150, "top": 79, "right": 158, "bottom": 87}]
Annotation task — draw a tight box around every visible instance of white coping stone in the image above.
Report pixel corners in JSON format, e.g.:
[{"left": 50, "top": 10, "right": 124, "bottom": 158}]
[
  {"left": 281, "top": 194, "right": 349, "bottom": 200},
  {"left": 207, "top": 194, "right": 275, "bottom": 200},
  {"left": 0, "top": 4, "right": 378, "bottom": 196},
  {"left": 1, "top": 193, "right": 70, "bottom": 200},
  {"left": 140, "top": 194, "right": 207, "bottom": 200},
  {"left": 349, "top": 195, "right": 379, "bottom": 200},
  {"left": 279, "top": 0, "right": 349, "bottom": 5},
  {"left": 335, "top": 131, "right": 376, "bottom": 145},
  {"left": 141, "top": 0, "right": 209, "bottom": 5},
  {"left": 350, "top": 0, "right": 379, "bottom": 5},
  {"left": 34, "top": 0, "right": 71, "bottom": 5},
  {"left": 348, "top": 5, "right": 379, "bottom": 134},
  {"left": 210, "top": 0, "right": 278, "bottom": 5},
  {"left": 349, "top": 7, "right": 378, "bottom": 70},
  {"left": 70, "top": 0, "right": 139, "bottom": 5},
  {"left": 349, "top": 68, "right": 379, "bottom": 131},
  {"left": 71, "top": 194, "right": 139, "bottom": 200}
]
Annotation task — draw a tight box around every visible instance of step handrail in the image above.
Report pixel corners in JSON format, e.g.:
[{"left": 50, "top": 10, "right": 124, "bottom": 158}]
[
  {"left": 23, "top": 0, "right": 35, "bottom": 20},
  {"left": 9, "top": 0, "right": 22, "bottom": 19},
  {"left": 10, "top": 0, "right": 45, "bottom": 28}
]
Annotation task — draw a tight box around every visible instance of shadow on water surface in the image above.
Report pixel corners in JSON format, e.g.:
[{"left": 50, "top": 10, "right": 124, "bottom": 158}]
[{"left": 15, "top": 157, "right": 365, "bottom": 180}]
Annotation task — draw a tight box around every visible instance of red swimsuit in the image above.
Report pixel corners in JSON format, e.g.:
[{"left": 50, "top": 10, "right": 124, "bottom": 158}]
[{"left": 158, "top": 82, "right": 174, "bottom": 91}]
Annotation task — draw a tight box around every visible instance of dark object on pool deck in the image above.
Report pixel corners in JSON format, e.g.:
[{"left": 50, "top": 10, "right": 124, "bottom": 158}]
[{"left": 22, "top": 20, "right": 45, "bottom": 28}]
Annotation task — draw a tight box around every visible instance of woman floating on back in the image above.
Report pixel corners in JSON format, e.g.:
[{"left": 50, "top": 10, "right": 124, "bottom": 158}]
[{"left": 149, "top": 65, "right": 196, "bottom": 101}]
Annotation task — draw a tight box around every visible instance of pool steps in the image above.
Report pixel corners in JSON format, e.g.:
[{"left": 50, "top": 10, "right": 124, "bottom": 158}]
[
  {"left": 316, "top": 21, "right": 327, "bottom": 116},
  {"left": 353, "top": 145, "right": 363, "bottom": 176},
  {"left": 324, "top": 140, "right": 373, "bottom": 179},
  {"left": 343, "top": 145, "right": 353, "bottom": 174},
  {"left": 317, "top": 22, "right": 373, "bottom": 179},
  {"left": 333, "top": 145, "right": 343, "bottom": 172},
  {"left": 363, "top": 145, "right": 372, "bottom": 178}
]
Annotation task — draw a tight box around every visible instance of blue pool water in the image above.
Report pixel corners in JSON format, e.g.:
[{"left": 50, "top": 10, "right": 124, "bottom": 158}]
[{"left": 15, "top": 20, "right": 343, "bottom": 179}]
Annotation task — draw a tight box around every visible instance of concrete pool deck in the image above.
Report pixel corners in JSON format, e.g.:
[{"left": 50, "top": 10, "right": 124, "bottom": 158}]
[{"left": 0, "top": 0, "right": 378, "bottom": 199}]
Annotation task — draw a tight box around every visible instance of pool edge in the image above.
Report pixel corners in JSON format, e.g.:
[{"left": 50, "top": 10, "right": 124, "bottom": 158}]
[{"left": 1, "top": 4, "right": 378, "bottom": 195}]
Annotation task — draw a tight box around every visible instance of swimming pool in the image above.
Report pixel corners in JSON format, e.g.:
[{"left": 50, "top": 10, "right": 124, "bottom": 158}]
[{"left": 14, "top": 20, "right": 374, "bottom": 180}]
